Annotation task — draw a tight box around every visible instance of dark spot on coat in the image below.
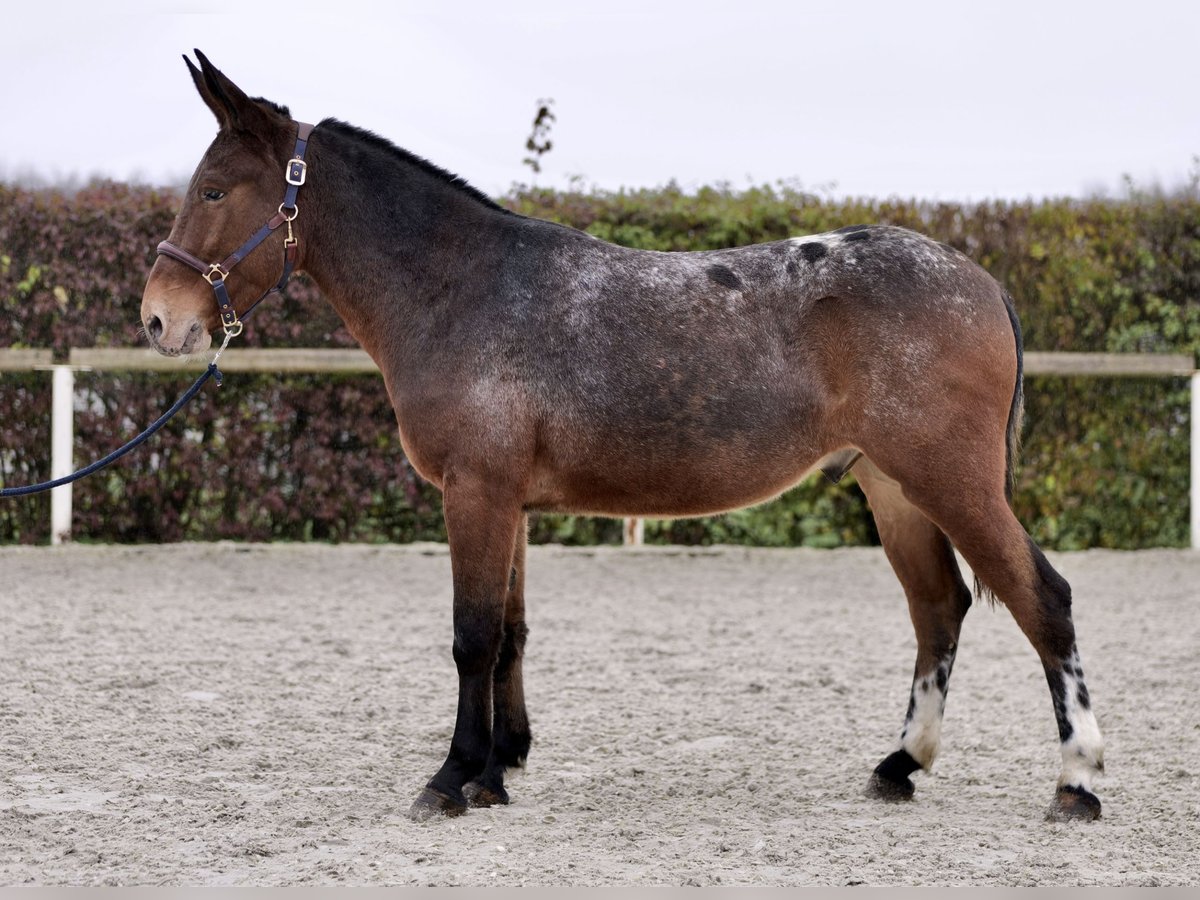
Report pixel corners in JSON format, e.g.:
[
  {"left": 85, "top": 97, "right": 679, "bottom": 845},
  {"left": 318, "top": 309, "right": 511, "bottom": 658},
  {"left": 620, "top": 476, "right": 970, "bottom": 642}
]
[
  {"left": 935, "top": 665, "right": 948, "bottom": 693},
  {"left": 1076, "top": 680, "right": 1091, "bottom": 710},
  {"left": 844, "top": 230, "right": 870, "bottom": 242},
  {"left": 798, "top": 242, "right": 827, "bottom": 263},
  {"left": 1045, "top": 667, "right": 1074, "bottom": 742},
  {"left": 707, "top": 264, "right": 741, "bottom": 290}
]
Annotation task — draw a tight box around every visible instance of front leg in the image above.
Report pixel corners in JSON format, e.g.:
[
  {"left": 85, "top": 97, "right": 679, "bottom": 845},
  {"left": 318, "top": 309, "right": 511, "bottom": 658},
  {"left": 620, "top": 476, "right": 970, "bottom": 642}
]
[
  {"left": 409, "top": 475, "right": 525, "bottom": 821},
  {"left": 464, "top": 514, "right": 532, "bottom": 807}
]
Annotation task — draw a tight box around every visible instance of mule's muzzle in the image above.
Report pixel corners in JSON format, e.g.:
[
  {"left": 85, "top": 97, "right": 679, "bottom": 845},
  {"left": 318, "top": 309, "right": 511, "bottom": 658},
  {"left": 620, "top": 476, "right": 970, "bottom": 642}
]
[{"left": 142, "top": 308, "right": 212, "bottom": 357}]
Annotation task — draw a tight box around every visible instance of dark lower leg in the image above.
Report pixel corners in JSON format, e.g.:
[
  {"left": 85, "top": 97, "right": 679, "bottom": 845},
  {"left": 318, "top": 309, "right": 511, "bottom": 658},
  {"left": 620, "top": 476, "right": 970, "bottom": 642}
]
[
  {"left": 423, "top": 664, "right": 496, "bottom": 802},
  {"left": 466, "top": 518, "right": 532, "bottom": 806},
  {"left": 409, "top": 480, "right": 522, "bottom": 821},
  {"left": 465, "top": 620, "right": 531, "bottom": 806},
  {"left": 411, "top": 609, "right": 503, "bottom": 817}
]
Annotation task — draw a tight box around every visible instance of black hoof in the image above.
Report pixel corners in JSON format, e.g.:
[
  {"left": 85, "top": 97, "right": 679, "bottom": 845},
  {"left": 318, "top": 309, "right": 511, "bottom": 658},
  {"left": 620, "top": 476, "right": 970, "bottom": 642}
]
[
  {"left": 1046, "top": 785, "right": 1102, "bottom": 822},
  {"left": 866, "top": 749, "right": 921, "bottom": 802},
  {"left": 407, "top": 786, "right": 468, "bottom": 822},
  {"left": 866, "top": 770, "right": 915, "bottom": 802},
  {"left": 463, "top": 779, "right": 510, "bottom": 808}
]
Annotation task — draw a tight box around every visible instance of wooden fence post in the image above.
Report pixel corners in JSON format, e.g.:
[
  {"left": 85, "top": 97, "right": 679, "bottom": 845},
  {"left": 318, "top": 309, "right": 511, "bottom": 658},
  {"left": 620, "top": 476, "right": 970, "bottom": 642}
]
[{"left": 623, "top": 517, "right": 644, "bottom": 546}]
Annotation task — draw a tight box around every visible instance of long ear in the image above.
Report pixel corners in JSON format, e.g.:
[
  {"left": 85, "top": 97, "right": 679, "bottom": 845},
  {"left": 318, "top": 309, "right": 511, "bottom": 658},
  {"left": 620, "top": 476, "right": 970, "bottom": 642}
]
[
  {"left": 186, "top": 50, "right": 277, "bottom": 139},
  {"left": 184, "top": 54, "right": 228, "bottom": 127}
]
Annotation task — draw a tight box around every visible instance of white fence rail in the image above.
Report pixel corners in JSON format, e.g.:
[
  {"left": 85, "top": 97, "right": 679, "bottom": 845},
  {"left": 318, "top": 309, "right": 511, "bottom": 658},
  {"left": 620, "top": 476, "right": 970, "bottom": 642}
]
[{"left": 2, "top": 348, "right": 1197, "bottom": 548}]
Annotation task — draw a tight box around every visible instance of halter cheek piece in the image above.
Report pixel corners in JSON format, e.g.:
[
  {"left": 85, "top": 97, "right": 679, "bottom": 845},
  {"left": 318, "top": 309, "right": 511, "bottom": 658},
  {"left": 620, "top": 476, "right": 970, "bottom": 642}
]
[
  {"left": 156, "top": 121, "right": 315, "bottom": 338},
  {"left": 0, "top": 122, "right": 316, "bottom": 499}
]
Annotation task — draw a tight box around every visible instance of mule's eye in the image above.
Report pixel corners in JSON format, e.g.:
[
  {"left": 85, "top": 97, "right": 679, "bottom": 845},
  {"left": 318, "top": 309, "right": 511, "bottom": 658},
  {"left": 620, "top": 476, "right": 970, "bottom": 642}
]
[{"left": 202, "top": 189, "right": 226, "bottom": 202}]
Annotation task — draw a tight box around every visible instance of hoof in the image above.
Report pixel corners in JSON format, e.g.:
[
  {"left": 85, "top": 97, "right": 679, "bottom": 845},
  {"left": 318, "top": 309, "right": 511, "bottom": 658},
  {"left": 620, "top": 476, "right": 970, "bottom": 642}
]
[
  {"left": 407, "top": 786, "right": 468, "bottom": 822},
  {"left": 463, "top": 780, "right": 510, "bottom": 808},
  {"left": 1046, "top": 785, "right": 1102, "bottom": 822},
  {"left": 865, "top": 749, "right": 921, "bottom": 802},
  {"left": 865, "top": 771, "right": 915, "bottom": 802}
]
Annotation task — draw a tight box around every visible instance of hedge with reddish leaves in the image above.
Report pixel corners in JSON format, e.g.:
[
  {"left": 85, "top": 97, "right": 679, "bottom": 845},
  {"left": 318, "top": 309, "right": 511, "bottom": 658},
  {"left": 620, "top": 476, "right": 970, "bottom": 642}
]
[
  {"left": 0, "top": 181, "right": 436, "bottom": 544},
  {"left": 1, "top": 180, "right": 1197, "bottom": 547}
]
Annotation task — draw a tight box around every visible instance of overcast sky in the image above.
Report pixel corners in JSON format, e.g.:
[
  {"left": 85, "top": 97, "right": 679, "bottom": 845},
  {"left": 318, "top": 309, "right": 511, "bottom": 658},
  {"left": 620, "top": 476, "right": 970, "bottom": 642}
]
[{"left": 1, "top": 0, "right": 1197, "bottom": 201}]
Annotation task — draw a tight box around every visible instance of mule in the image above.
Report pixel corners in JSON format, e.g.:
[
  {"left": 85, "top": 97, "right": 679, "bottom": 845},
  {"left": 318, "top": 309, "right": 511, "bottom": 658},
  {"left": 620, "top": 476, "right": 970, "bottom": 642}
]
[{"left": 141, "top": 51, "right": 1105, "bottom": 822}]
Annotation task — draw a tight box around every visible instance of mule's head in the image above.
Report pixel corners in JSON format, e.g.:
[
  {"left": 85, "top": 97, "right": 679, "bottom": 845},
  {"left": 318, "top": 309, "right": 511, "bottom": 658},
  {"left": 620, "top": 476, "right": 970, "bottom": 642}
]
[{"left": 141, "top": 51, "right": 296, "bottom": 355}]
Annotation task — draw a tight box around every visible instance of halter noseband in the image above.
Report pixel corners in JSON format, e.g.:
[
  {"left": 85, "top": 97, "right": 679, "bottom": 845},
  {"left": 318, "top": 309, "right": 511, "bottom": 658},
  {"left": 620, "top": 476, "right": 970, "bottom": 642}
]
[{"left": 156, "top": 121, "right": 315, "bottom": 338}]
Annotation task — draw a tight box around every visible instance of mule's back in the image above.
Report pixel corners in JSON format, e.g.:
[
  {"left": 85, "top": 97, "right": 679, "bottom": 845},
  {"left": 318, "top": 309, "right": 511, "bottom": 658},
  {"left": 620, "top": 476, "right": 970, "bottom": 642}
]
[{"left": 494, "top": 223, "right": 1016, "bottom": 517}]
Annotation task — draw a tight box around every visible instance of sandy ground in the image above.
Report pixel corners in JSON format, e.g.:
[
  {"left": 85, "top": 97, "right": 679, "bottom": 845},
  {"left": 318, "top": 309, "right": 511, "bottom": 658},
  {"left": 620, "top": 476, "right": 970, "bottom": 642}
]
[{"left": 0, "top": 542, "right": 1197, "bottom": 886}]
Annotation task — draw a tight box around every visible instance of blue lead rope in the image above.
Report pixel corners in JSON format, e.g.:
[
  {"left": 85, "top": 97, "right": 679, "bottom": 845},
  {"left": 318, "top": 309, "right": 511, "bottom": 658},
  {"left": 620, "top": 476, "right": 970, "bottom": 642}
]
[{"left": 0, "top": 362, "right": 221, "bottom": 498}]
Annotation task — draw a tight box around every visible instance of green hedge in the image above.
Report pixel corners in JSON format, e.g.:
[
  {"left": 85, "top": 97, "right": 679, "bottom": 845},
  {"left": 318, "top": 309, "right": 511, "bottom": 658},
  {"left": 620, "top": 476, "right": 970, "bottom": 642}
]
[{"left": 1, "top": 180, "right": 1196, "bottom": 547}]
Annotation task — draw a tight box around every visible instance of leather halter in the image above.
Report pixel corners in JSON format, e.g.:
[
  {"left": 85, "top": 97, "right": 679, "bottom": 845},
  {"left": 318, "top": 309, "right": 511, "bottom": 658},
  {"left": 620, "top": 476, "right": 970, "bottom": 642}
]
[{"left": 156, "top": 121, "right": 315, "bottom": 337}]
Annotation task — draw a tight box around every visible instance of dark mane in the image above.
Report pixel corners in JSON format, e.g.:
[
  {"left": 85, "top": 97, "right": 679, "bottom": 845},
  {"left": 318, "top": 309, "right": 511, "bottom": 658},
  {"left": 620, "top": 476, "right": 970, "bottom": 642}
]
[
  {"left": 252, "top": 96, "right": 291, "bottom": 117},
  {"left": 318, "top": 117, "right": 510, "bottom": 214}
]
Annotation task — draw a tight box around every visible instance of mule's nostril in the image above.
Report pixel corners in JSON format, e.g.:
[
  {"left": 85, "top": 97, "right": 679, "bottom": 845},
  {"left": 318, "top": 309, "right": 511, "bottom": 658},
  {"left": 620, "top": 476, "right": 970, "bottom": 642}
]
[{"left": 146, "top": 315, "right": 163, "bottom": 341}]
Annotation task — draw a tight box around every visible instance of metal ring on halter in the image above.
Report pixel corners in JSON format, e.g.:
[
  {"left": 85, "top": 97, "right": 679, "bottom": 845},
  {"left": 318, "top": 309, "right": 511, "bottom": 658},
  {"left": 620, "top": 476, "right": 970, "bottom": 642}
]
[
  {"left": 211, "top": 323, "right": 239, "bottom": 366},
  {"left": 222, "top": 318, "right": 244, "bottom": 338},
  {"left": 278, "top": 201, "right": 299, "bottom": 221},
  {"left": 203, "top": 263, "right": 230, "bottom": 285}
]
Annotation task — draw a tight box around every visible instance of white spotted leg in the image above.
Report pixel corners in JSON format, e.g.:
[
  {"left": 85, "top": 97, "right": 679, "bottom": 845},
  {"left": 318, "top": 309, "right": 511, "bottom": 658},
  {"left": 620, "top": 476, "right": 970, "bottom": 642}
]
[
  {"left": 856, "top": 462, "right": 972, "bottom": 800},
  {"left": 882, "top": 455, "right": 1106, "bottom": 820},
  {"left": 1045, "top": 646, "right": 1105, "bottom": 812}
]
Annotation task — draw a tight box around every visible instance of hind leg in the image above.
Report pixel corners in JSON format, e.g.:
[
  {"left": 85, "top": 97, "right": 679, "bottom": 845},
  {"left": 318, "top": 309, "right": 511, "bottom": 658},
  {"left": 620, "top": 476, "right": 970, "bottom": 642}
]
[
  {"left": 464, "top": 514, "right": 532, "bottom": 807},
  {"left": 1006, "top": 540, "right": 1104, "bottom": 820},
  {"left": 872, "top": 454, "right": 1104, "bottom": 820},
  {"left": 856, "top": 461, "right": 973, "bottom": 801}
]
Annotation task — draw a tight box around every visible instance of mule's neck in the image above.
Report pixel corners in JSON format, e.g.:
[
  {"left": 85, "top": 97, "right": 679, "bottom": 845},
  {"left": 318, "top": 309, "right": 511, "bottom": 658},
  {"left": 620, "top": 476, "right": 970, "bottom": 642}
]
[{"left": 295, "top": 121, "right": 515, "bottom": 358}]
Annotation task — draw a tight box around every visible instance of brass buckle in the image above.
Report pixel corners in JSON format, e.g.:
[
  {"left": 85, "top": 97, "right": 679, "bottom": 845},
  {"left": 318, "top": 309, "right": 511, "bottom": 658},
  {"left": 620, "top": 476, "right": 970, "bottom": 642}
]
[
  {"left": 203, "top": 263, "right": 229, "bottom": 285},
  {"left": 286, "top": 157, "right": 307, "bottom": 186},
  {"left": 223, "top": 318, "right": 244, "bottom": 338}
]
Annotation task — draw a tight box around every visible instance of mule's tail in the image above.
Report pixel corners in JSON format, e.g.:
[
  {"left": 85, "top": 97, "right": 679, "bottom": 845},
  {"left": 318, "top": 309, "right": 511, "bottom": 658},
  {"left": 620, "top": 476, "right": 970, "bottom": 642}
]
[
  {"left": 1001, "top": 290, "right": 1025, "bottom": 504},
  {"left": 974, "top": 290, "right": 1025, "bottom": 605}
]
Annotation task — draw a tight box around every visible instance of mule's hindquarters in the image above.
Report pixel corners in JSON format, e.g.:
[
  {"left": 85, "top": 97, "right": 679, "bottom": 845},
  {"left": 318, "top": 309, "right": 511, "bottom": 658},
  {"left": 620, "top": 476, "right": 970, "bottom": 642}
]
[{"left": 837, "top": 282, "right": 1104, "bottom": 819}]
